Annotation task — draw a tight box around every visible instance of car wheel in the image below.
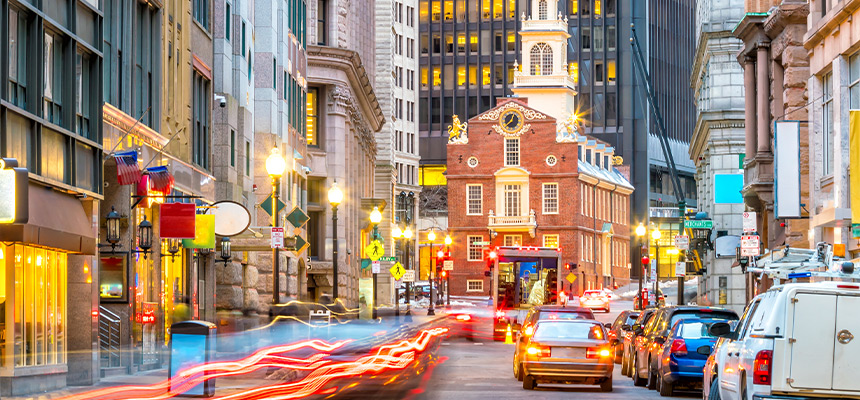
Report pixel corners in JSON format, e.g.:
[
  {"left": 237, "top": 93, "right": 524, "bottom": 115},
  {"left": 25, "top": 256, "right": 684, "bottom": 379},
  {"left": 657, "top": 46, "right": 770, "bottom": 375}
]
[
  {"left": 621, "top": 352, "right": 630, "bottom": 376},
  {"left": 600, "top": 377, "right": 613, "bottom": 392},
  {"left": 632, "top": 355, "right": 646, "bottom": 387},
  {"left": 647, "top": 363, "right": 658, "bottom": 390},
  {"left": 708, "top": 376, "right": 721, "bottom": 400},
  {"left": 659, "top": 373, "right": 674, "bottom": 397},
  {"left": 523, "top": 375, "right": 536, "bottom": 390},
  {"left": 513, "top": 358, "right": 520, "bottom": 380},
  {"left": 516, "top": 363, "right": 524, "bottom": 382}
]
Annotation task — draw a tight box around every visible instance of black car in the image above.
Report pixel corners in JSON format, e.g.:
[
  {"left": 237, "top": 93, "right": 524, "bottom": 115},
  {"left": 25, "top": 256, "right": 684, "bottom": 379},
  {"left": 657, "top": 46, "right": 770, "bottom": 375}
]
[
  {"left": 631, "top": 306, "right": 739, "bottom": 390},
  {"left": 608, "top": 310, "right": 639, "bottom": 364}
]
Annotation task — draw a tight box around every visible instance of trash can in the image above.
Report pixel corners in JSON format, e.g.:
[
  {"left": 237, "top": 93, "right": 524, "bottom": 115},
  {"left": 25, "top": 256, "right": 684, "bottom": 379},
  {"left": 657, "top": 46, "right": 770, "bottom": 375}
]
[{"left": 169, "top": 320, "right": 217, "bottom": 397}]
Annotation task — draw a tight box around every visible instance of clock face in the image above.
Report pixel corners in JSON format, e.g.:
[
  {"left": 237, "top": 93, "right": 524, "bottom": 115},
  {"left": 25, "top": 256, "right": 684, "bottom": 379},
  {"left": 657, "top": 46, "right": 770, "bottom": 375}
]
[{"left": 499, "top": 109, "right": 524, "bottom": 133}]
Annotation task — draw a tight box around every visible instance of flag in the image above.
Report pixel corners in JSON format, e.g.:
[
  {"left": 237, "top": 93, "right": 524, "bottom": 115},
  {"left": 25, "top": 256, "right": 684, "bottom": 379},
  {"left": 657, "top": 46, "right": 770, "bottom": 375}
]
[
  {"left": 146, "top": 166, "right": 174, "bottom": 194},
  {"left": 850, "top": 111, "right": 860, "bottom": 231},
  {"left": 114, "top": 151, "right": 140, "bottom": 185}
]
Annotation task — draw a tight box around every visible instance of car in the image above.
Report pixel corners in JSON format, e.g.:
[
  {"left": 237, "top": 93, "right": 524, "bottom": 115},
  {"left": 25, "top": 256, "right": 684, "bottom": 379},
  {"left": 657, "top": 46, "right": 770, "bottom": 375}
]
[
  {"left": 707, "top": 282, "right": 860, "bottom": 400},
  {"left": 632, "top": 306, "right": 739, "bottom": 391},
  {"left": 580, "top": 290, "right": 611, "bottom": 313},
  {"left": 513, "top": 305, "right": 596, "bottom": 381},
  {"left": 702, "top": 335, "right": 732, "bottom": 400},
  {"left": 653, "top": 318, "right": 727, "bottom": 396},
  {"left": 607, "top": 310, "right": 639, "bottom": 364},
  {"left": 621, "top": 307, "right": 657, "bottom": 377},
  {"left": 519, "top": 319, "right": 614, "bottom": 392}
]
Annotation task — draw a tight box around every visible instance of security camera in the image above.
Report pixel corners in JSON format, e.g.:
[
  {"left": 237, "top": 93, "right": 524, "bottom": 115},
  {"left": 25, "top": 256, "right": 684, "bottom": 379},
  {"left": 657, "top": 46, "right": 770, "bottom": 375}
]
[{"left": 214, "top": 94, "right": 227, "bottom": 108}]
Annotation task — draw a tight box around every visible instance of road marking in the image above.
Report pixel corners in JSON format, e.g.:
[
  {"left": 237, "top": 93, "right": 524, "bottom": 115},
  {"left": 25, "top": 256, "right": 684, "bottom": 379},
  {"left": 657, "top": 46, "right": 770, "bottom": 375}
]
[
  {"left": 473, "top": 342, "right": 484, "bottom": 345},
  {"left": 442, "top": 342, "right": 450, "bottom": 346}
]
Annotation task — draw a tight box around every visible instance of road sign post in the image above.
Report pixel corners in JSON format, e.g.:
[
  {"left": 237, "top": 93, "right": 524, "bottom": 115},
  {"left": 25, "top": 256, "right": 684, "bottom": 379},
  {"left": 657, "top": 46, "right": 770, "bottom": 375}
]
[
  {"left": 442, "top": 260, "right": 454, "bottom": 271},
  {"left": 740, "top": 235, "right": 761, "bottom": 257},
  {"left": 270, "top": 227, "right": 284, "bottom": 249},
  {"left": 742, "top": 212, "right": 757, "bottom": 233}
]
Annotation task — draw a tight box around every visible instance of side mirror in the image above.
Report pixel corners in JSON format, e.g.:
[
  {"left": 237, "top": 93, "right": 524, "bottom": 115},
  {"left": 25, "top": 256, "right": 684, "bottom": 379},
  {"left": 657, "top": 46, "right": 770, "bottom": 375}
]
[
  {"left": 604, "top": 323, "right": 612, "bottom": 329},
  {"left": 621, "top": 324, "right": 631, "bottom": 331},
  {"left": 634, "top": 325, "right": 644, "bottom": 334},
  {"left": 709, "top": 322, "right": 734, "bottom": 338}
]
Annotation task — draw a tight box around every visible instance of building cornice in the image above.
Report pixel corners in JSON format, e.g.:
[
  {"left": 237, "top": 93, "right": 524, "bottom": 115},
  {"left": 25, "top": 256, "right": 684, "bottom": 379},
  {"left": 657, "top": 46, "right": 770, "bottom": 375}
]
[
  {"left": 804, "top": 0, "right": 852, "bottom": 49},
  {"left": 307, "top": 45, "right": 385, "bottom": 132},
  {"left": 690, "top": 111, "right": 745, "bottom": 160}
]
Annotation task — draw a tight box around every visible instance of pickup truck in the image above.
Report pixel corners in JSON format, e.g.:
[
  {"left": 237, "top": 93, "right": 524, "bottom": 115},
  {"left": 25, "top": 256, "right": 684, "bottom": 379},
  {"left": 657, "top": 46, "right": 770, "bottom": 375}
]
[{"left": 706, "top": 281, "right": 860, "bottom": 400}]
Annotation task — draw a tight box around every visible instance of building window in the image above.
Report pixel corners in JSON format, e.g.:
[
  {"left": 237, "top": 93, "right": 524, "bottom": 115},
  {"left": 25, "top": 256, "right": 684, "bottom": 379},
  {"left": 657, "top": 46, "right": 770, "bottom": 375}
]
[
  {"left": 504, "top": 235, "right": 522, "bottom": 246},
  {"left": 850, "top": 53, "right": 860, "bottom": 108},
  {"left": 230, "top": 130, "right": 236, "bottom": 167},
  {"left": 307, "top": 88, "right": 318, "bottom": 146},
  {"left": 43, "top": 33, "right": 63, "bottom": 125},
  {"left": 582, "top": 27, "right": 591, "bottom": 50},
  {"left": 543, "top": 234, "right": 559, "bottom": 248},
  {"left": 467, "top": 280, "right": 484, "bottom": 292},
  {"left": 8, "top": 244, "right": 68, "bottom": 367},
  {"left": 317, "top": 0, "right": 327, "bottom": 45},
  {"left": 503, "top": 184, "right": 522, "bottom": 216},
  {"left": 225, "top": 3, "right": 231, "bottom": 40},
  {"left": 467, "top": 184, "right": 482, "bottom": 215},
  {"left": 193, "top": 72, "right": 211, "bottom": 170},
  {"left": 504, "top": 137, "right": 520, "bottom": 166},
  {"left": 75, "top": 51, "right": 93, "bottom": 139},
  {"left": 538, "top": 0, "right": 548, "bottom": 19},
  {"left": 606, "top": 0, "right": 615, "bottom": 15},
  {"left": 468, "top": 235, "right": 483, "bottom": 261},
  {"left": 607, "top": 26, "right": 616, "bottom": 51},
  {"left": 529, "top": 43, "right": 553, "bottom": 75},
  {"left": 245, "top": 141, "right": 251, "bottom": 175},
  {"left": 543, "top": 183, "right": 559, "bottom": 214},
  {"left": 7, "top": 8, "right": 28, "bottom": 109},
  {"left": 823, "top": 72, "right": 834, "bottom": 176},
  {"left": 194, "top": 0, "right": 210, "bottom": 29},
  {"left": 569, "top": 0, "right": 578, "bottom": 15}
]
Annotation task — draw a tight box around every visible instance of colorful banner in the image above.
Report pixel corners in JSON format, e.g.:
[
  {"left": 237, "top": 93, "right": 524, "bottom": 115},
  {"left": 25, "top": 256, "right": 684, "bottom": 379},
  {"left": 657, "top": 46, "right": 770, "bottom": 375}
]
[
  {"left": 182, "top": 214, "right": 215, "bottom": 249},
  {"left": 851, "top": 111, "right": 860, "bottom": 230},
  {"left": 160, "top": 203, "right": 197, "bottom": 238}
]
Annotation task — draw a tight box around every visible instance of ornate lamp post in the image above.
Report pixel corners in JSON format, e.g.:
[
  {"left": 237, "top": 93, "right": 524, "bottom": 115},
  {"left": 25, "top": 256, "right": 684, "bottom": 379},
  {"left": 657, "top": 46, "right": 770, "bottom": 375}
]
[
  {"left": 427, "top": 230, "right": 436, "bottom": 316},
  {"left": 106, "top": 207, "right": 121, "bottom": 252},
  {"left": 444, "top": 234, "right": 452, "bottom": 306},
  {"left": 137, "top": 215, "right": 153, "bottom": 258},
  {"left": 219, "top": 237, "right": 232, "bottom": 264},
  {"left": 369, "top": 206, "right": 382, "bottom": 319},
  {"left": 266, "top": 146, "right": 287, "bottom": 304},
  {"left": 635, "top": 223, "right": 646, "bottom": 310},
  {"left": 328, "top": 181, "right": 343, "bottom": 301}
]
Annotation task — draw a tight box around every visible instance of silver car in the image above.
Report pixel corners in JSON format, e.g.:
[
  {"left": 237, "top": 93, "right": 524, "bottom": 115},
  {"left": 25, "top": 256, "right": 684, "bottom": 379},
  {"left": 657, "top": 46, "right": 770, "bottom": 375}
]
[{"left": 520, "top": 319, "right": 614, "bottom": 391}]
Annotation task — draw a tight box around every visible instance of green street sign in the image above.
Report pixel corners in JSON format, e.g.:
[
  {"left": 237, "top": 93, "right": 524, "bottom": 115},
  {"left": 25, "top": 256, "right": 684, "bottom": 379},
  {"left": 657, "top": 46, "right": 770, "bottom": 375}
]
[
  {"left": 286, "top": 206, "right": 310, "bottom": 228},
  {"left": 853, "top": 224, "right": 860, "bottom": 239},
  {"left": 260, "top": 195, "right": 287, "bottom": 217},
  {"left": 684, "top": 220, "right": 713, "bottom": 229},
  {"left": 291, "top": 235, "right": 308, "bottom": 254},
  {"left": 378, "top": 256, "right": 397, "bottom": 262}
]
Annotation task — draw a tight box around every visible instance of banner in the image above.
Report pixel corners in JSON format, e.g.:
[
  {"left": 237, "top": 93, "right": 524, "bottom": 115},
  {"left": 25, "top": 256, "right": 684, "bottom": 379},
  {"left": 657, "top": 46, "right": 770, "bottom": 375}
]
[
  {"left": 182, "top": 214, "right": 215, "bottom": 249},
  {"left": 775, "top": 121, "right": 801, "bottom": 218},
  {"left": 160, "top": 203, "right": 196, "bottom": 238},
  {"left": 851, "top": 111, "right": 860, "bottom": 230}
]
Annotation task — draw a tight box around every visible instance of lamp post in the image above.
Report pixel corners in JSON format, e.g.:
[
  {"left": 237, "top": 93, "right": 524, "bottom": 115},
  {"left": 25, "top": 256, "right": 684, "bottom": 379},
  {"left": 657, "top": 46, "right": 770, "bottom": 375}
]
[
  {"left": 652, "top": 228, "right": 662, "bottom": 305},
  {"left": 392, "top": 225, "right": 403, "bottom": 317},
  {"left": 444, "top": 234, "right": 452, "bottom": 306},
  {"left": 369, "top": 206, "right": 382, "bottom": 319},
  {"left": 427, "top": 230, "right": 436, "bottom": 316},
  {"left": 328, "top": 181, "right": 343, "bottom": 302},
  {"left": 635, "top": 223, "right": 646, "bottom": 310},
  {"left": 106, "top": 207, "right": 121, "bottom": 252},
  {"left": 266, "top": 146, "right": 287, "bottom": 304},
  {"left": 137, "top": 215, "right": 153, "bottom": 258},
  {"left": 403, "top": 226, "right": 413, "bottom": 317}
]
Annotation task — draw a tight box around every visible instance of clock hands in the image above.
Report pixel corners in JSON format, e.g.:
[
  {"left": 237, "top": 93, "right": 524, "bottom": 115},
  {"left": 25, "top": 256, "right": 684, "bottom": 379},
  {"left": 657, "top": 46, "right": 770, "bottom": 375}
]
[{"left": 504, "top": 113, "right": 513, "bottom": 126}]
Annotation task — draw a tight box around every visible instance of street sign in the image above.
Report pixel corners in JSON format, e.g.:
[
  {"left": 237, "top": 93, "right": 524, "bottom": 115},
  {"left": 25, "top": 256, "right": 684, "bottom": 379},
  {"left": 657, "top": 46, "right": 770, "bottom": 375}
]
[
  {"left": 674, "top": 235, "right": 690, "bottom": 251},
  {"left": 650, "top": 259, "right": 657, "bottom": 283},
  {"left": 742, "top": 212, "right": 757, "bottom": 232},
  {"left": 565, "top": 273, "right": 577, "bottom": 284},
  {"left": 390, "top": 262, "right": 405, "bottom": 280},
  {"left": 285, "top": 206, "right": 310, "bottom": 228},
  {"left": 740, "top": 235, "right": 760, "bottom": 256},
  {"left": 402, "top": 270, "right": 416, "bottom": 282},
  {"left": 473, "top": 241, "right": 490, "bottom": 246},
  {"left": 270, "top": 227, "right": 284, "bottom": 249},
  {"left": 372, "top": 261, "right": 380, "bottom": 274},
  {"left": 260, "top": 194, "right": 287, "bottom": 217},
  {"left": 675, "top": 262, "right": 686, "bottom": 277},
  {"left": 443, "top": 260, "right": 454, "bottom": 271},
  {"left": 292, "top": 235, "right": 309, "bottom": 254},
  {"left": 365, "top": 240, "right": 385, "bottom": 261},
  {"left": 684, "top": 220, "right": 713, "bottom": 229},
  {"left": 378, "top": 256, "right": 398, "bottom": 262}
]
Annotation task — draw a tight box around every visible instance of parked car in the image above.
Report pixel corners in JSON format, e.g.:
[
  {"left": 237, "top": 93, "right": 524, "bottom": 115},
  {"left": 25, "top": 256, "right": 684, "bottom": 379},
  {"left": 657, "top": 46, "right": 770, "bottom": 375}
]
[
  {"left": 653, "top": 318, "right": 727, "bottom": 396},
  {"left": 632, "top": 306, "right": 739, "bottom": 390},
  {"left": 513, "top": 305, "right": 595, "bottom": 381},
  {"left": 608, "top": 310, "right": 640, "bottom": 364},
  {"left": 706, "top": 282, "right": 860, "bottom": 400},
  {"left": 622, "top": 308, "right": 658, "bottom": 377},
  {"left": 702, "top": 334, "right": 734, "bottom": 400},
  {"left": 581, "top": 290, "right": 611, "bottom": 313},
  {"left": 519, "top": 319, "right": 614, "bottom": 391}
]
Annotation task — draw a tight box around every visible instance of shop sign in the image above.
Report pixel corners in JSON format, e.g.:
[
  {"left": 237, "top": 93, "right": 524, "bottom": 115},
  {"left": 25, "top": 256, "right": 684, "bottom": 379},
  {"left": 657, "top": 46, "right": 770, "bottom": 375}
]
[{"left": 0, "top": 158, "right": 28, "bottom": 224}]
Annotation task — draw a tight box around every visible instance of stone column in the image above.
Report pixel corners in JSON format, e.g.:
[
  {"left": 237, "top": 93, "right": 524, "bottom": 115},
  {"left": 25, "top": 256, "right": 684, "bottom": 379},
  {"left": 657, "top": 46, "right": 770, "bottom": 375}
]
[
  {"left": 744, "top": 58, "right": 757, "bottom": 160},
  {"left": 757, "top": 44, "right": 771, "bottom": 154}
]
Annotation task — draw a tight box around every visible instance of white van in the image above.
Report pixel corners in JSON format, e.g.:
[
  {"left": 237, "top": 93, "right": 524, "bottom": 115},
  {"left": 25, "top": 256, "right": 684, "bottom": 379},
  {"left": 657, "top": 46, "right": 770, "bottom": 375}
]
[{"left": 706, "top": 281, "right": 860, "bottom": 400}]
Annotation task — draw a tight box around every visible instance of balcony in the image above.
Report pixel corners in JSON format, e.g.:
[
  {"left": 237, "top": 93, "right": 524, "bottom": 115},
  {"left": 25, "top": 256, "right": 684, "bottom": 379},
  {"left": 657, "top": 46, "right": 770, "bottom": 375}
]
[
  {"left": 521, "top": 18, "right": 568, "bottom": 32},
  {"left": 513, "top": 74, "right": 577, "bottom": 91},
  {"left": 488, "top": 210, "right": 537, "bottom": 237}
]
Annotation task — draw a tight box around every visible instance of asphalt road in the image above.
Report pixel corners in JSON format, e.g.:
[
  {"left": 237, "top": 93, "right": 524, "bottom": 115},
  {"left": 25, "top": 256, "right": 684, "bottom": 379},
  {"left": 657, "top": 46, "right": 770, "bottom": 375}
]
[{"left": 415, "top": 300, "right": 700, "bottom": 400}]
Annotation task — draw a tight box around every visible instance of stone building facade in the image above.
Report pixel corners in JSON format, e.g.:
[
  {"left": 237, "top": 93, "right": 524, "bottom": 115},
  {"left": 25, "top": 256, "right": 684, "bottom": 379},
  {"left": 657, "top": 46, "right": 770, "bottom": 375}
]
[{"left": 689, "top": 0, "right": 748, "bottom": 313}]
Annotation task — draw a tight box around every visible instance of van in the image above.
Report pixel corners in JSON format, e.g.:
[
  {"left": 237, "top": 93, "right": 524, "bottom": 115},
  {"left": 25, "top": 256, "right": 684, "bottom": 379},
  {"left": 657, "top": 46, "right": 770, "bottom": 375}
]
[{"left": 707, "top": 281, "right": 860, "bottom": 400}]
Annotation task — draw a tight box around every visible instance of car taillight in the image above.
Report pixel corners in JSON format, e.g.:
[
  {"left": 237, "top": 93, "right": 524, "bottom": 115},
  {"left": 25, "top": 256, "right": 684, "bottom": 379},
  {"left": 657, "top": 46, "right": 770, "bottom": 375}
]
[
  {"left": 669, "top": 339, "right": 687, "bottom": 356},
  {"left": 753, "top": 350, "right": 773, "bottom": 385},
  {"left": 526, "top": 345, "right": 551, "bottom": 358},
  {"left": 586, "top": 347, "right": 612, "bottom": 358},
  {"left": 456, "top": 314, "right": 471, "bottom": 321},
  {"left": 495, "top": 310, "right": 505, "bottom": 318}
]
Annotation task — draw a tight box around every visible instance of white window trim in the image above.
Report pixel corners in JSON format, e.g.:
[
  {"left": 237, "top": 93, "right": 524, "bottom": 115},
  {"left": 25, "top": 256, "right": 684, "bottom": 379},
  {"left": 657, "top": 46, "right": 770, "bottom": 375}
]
[
  {"left": 504, "top": 137, "right": 520, "bottom": 167},
  {"left": 467, "top": 235, "right": 483, "bottom": 261},
  {"left": 543, "top": 182, "right": 559, "bottom": 214},
  {"left": 466, "top": 184, "right": 483, "bottom": 215},
  {"left": 466, "top": 279, "right": 484, "bottom": 292},
  {"left": 543, "top": 234, "right": 559, "bottom": 248}
]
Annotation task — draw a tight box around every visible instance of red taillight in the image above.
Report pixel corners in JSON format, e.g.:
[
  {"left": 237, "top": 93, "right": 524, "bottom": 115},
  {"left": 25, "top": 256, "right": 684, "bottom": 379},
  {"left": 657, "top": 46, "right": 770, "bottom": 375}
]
[
  {"left": 753, "top": 350, "right": 773, "bottom": 385},
  {"left": 526, "top": 345, "right": 551, "bottom": 358},
  {"left": 837, "top": 285, "right": 860, "bottom": 289},
  {"left": 586, "top": 347, "right": 612, "bottom": 359},
  {"left": 495, "top": 310, "right": 505, "bottom": 318},
  {"left": 669, "top": 339, "right": 687, "bottom": 356}
]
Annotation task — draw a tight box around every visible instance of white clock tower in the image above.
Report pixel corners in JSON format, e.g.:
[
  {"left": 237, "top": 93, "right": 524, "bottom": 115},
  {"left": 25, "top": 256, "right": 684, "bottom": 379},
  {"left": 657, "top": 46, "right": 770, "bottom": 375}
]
[{"left": 512, "top": 0, "right": 577, "bottom": 121}]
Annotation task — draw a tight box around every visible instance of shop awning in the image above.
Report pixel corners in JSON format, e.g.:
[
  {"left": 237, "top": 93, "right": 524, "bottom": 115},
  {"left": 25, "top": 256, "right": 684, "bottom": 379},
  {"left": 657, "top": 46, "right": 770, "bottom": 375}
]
[{"left": 0, "top": 183, "right": 96, "bottom": 254}]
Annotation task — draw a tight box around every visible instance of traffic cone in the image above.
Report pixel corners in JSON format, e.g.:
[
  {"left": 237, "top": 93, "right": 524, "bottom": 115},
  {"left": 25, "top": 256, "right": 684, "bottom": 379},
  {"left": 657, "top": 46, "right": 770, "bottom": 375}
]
[{"left": 504, "top": 324, "right": 514, "bottom": 344}]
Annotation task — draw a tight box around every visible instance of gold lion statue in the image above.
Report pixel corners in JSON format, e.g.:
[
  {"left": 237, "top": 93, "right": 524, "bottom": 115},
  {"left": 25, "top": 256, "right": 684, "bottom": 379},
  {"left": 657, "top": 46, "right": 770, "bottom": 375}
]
[{"left": 448, "top": 114, "right": 468, "bottom": 144}]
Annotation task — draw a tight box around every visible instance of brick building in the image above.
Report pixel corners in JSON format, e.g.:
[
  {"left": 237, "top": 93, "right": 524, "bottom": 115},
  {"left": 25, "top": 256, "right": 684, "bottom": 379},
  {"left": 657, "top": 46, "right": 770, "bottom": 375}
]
[{"left": 446, "top": 97, "right": 633, "bottom": 296}]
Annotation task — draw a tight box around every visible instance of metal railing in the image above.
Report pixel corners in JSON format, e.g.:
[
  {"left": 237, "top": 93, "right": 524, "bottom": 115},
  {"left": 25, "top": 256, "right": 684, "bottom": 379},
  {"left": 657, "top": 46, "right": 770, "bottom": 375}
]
[
  {"left": 513, "top": 74, "right": 577, "bottom": 89},
  {"left": 488, "top": 214, "right": 536, "bottom": 227},
  {"left": 99, "top": 306, "right": 122, "bottom": 368}
]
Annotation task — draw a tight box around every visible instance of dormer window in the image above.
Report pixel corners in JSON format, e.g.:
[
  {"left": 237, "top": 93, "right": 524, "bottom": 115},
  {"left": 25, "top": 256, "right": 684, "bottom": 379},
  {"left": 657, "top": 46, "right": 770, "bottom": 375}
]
[
  {"left": 586, "top": 148, "right": 592, "bottom": 164},
  {"left": 605, "top": 155, "right": 610, "bottom": 169},
  {"left": 596, "top": 152, "right": 602, "bottom": 168}
]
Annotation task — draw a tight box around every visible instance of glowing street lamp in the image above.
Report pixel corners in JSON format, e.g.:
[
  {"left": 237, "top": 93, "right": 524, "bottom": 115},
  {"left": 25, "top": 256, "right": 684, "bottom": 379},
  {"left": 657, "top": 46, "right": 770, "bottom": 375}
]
[
  {"left": 329, "top": 181, "right": 343, "bottom": 301},
  {"left": 267, "top": 146, "right": 287, "bottom": 304}
]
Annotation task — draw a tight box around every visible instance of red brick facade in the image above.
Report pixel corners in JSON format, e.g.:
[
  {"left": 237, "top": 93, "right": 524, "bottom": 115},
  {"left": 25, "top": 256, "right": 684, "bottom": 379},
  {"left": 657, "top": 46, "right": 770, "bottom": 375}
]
[{"left": 446, "top": 98, "right": 633, "bottom": 296}]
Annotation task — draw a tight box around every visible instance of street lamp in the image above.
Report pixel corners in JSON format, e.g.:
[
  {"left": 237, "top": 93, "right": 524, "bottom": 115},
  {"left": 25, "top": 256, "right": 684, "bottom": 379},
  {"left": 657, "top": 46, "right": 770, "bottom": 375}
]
[
  {"left": 427, "top": 230, "right": 436, "bottom": 316},
  {"left": 106, "top": 207, "right": 121, "bottom": 251},
  {"left": 328, "top": 181, "right": 343, "bottom": 302},
  {"left": 267, "top": 146, "right": 287, "bottom": 305},
  {"left": 219, "top": 237, "right": 232, "bottom": 263},
  {"left": 369, "top": 206, "right": 382, "bottom": 319},
  {"left": 444, "top": 234, "right": 452, "bottom": 306},
  {"left": 137, "top": 215, "right": 153, "bottom": 258},
  {"left": 651, "top": 228, "right": 662, "bottom": 304},
  {"left": 635, "top": 223, "right": 646, "bottom": 310},
  {"left": 403, "top": 226, "right": 413, "bottom": 316}
]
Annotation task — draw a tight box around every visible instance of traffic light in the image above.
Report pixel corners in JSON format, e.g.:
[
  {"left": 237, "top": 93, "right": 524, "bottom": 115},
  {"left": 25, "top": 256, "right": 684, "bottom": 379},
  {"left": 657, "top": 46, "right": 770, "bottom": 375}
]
[
  {"left": 564, "top": 263, "right": 578, "bottom": 271},
  {"left": 441, "top": 270, "right": 447, "bottom": 278},
  {"left": 641, "top": 256, "right": 650, "bottom": 266}
]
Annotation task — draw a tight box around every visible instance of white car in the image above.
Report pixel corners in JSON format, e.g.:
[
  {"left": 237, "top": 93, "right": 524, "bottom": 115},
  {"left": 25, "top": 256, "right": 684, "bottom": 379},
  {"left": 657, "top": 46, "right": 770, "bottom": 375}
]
[
  {"left": 580, "top": 290, "right": 611, "bottom": 313},
  {"left": 706, "top": 281, "right": 860, "bottom": 400}
]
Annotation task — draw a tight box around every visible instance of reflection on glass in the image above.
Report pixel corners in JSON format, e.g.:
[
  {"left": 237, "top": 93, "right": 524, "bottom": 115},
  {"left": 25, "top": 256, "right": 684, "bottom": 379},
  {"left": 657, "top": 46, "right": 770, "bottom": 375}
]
[{"left": 431, "top": 0, "right": 440, "bottom": 21}]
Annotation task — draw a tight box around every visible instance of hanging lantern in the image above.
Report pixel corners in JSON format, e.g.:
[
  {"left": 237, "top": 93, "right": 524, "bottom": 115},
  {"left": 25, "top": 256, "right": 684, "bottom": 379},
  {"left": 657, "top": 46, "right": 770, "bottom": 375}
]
[
  {"left": 106, "top": 207, "right": 121, "bottom": 247},
  {"left": 220, "top": 237, "right": 232, "bottom": 261},
  {"left": 167, "top": 238, "right": 181, "bottom": 256},
  {"left": 138, "top": 215, "right": 153, "bottom": 258}
]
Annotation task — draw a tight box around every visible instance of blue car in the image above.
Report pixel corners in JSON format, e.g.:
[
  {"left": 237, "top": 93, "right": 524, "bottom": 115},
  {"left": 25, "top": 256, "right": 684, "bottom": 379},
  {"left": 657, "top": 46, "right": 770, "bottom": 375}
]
[{"left": 655, "top": 318, "right": 723, "bottom": 397}]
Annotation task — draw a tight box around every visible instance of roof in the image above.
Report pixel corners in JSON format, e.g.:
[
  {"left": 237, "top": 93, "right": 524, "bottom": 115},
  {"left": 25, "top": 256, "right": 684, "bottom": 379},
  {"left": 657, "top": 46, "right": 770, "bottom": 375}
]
[{"left": 578, "top": 160, "right": 635, "bottom": 190}]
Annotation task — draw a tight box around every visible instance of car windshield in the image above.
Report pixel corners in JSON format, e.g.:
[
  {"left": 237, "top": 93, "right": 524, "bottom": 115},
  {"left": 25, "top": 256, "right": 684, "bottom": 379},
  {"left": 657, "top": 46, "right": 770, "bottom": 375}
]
[
  {"left": 538, "top": 311, "right": 590, "bottom": 320},
  {"left": 533, "top": 321, "right": 604, "bottom": 341},
  {"left": 670, "top": 311, "right": 738, "bottom": 327},
  {"left": 677, "top": 321, "right": 718, "bottom": 339}
]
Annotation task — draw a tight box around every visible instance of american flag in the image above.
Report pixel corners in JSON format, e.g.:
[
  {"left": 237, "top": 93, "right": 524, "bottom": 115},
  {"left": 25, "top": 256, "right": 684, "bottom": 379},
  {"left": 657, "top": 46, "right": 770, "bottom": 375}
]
[
  {"left": 146, "top": 166, "right": 174, "bottom": 194},
  {"left": 114, "top": 151, "right": 140, "bottom": 185}
]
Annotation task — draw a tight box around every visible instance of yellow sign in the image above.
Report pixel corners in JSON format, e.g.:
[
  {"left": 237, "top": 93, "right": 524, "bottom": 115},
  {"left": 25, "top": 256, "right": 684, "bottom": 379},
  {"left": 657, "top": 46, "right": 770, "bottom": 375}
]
[
  {"left": 565, "top": 273, "right": 578, "bottom": 284},
  {"left": 365, "top": 240, "right": 385, "bottom": 261},
  {"left": 390, "top": 262, "right": 405, "bottom": 280}
]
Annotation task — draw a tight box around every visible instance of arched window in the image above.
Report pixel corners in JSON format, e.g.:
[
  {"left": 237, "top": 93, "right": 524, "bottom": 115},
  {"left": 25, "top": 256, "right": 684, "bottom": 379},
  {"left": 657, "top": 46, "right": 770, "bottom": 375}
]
[
  {"left": 538, "top": 0, "right": 548, "bottom": 19},
  {"left": 529, "top": 43, "right": 553, "bottom": 75}
]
